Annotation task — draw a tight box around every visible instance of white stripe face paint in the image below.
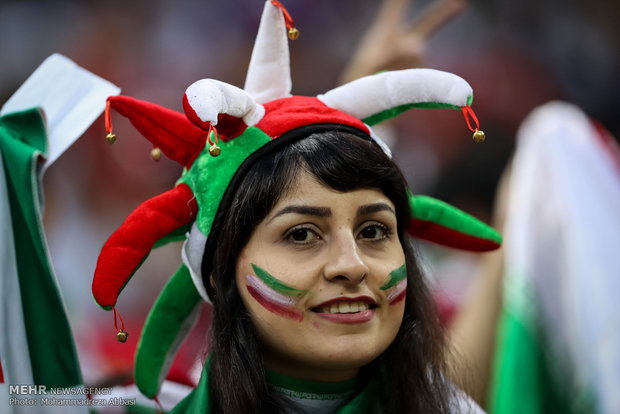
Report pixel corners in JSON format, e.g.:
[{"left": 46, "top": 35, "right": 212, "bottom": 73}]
[
  {"left": 387, "top": 279, "right": 407, "bottom": 304},
  {"left": 246, "top": 274, "right": 298, "bottom": 308}
]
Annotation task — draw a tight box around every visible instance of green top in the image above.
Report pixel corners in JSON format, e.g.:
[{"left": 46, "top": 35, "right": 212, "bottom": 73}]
[{"left": 168, "top": 364, "right": 381, "bottom": 414}]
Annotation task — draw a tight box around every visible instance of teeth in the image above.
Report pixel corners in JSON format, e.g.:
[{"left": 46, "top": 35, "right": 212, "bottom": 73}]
[{"left": 320, "top": 302, "right": 369, "bottom": 314}]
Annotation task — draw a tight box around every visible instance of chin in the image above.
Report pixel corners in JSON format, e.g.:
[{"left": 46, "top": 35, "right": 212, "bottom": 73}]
[
  {"left": 318, "top": 352, "right": 378, "bottom": 371},
  {"left": 303, "top": 340, "right": 390, "bottom": 372}
]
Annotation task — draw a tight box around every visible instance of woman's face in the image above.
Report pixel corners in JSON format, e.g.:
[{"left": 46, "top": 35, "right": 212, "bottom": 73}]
[{"left": 236, "top": 171, "right": 407, "bottom": 381}]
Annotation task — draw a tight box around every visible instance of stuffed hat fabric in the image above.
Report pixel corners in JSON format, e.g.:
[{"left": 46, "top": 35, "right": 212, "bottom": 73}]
[{"left": 93, "top": 0, "right": 499, "bottom": 310}]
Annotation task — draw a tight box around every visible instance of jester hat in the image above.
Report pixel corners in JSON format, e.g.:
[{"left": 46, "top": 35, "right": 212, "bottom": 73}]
[{"left": 92, "top": 0, "right": 501, "bottom": 400}]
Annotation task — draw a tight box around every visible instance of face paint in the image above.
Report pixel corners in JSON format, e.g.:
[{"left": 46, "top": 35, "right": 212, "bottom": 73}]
[
  {"left": 245, "top": 264, "right": 307, "bottom": 321},
  {"left": 380, "top": 265, "right": 407, "bottom": 305}
]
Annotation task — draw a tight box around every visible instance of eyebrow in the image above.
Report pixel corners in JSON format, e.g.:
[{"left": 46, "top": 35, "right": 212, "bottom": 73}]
[
  {"left": 357, "top": 202, "right": 395, "bottom": 216},
  {"left": 270, "top": 205, "right": 332, "bottom": 222},
  {"left": 269, "top": 202, "right": 395, "bottom": 222}
]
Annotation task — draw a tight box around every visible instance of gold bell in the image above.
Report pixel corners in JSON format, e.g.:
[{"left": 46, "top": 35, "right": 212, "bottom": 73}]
[
  {"left": 106, "top": 133, "right": 117, "bottom": 144},
  {"left": 150, "top": 147, "right": 162, "bottom": 161},
  {"left": 116, "top": 331, "right": 129, "bottom": 343},
  {"left": 288, "top": 27, "right": 300, "bottom": 40},
  {"left": 472, "top": 129, "right": 486, "bottom": 143},
  {"left": 209, "top": 144, "right": 221, "bottom": 157}
]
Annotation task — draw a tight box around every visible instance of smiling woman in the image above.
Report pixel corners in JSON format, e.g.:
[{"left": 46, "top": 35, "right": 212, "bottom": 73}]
[
  {"left": 91, "top": 1, "right": 501, "bottom": 412},
  {"left": 228, "top": 133, "right": 409, "bottom": 381},
  {"left": 197, "top": 131, "right": 472, "bottom": 412}
]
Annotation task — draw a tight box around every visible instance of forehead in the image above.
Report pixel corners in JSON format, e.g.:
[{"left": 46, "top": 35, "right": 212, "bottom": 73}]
[{"left": 270, "top": 171, "right": 394, "bottom": 213}]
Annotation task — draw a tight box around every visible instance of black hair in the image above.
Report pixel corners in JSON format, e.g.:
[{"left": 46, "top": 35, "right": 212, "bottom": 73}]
[{"left": 207, "top": 129, "right": 456, "bottom": 413}]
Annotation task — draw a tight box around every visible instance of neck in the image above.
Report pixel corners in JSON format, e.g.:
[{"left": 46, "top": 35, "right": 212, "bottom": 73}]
[
  {"left": 264, "top": 356, "right": 359, "bottom": 383},
  {"left": 266, "top": 368, "right": 357, "bottom": 395},
  {"left": 266, "top": 367, "right": 360, "bottom": 414}
]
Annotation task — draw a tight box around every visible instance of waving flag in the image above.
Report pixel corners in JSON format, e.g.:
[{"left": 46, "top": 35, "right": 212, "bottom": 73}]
[
  {"left": 490, "top": 102, "right": 620, "bottom": 414},
  {"left": 0, "top": 54, "right": 119, "bottom": 412}
]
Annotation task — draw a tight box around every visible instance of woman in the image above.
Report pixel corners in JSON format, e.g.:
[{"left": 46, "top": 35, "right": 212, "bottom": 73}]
[
  {"left": 199, "top": 130, "right": 455, "bottom": 412},
  {"left": 91, "top": 2, "right": 500, "bottom": 412}
]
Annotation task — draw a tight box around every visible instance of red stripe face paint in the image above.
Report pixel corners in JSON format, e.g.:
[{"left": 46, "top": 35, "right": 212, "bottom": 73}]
[
  {"left": 247, "top": 284, "right": 304, "bottom": 321},
  {"left": 387, "top": 281, "right": 407, "bottom": 305},
  {"left": 380, "top": 265, "right": 407, "bottom": 305},
  {"left": 245, "top": 264, "right": 307, "bottom": 321}
]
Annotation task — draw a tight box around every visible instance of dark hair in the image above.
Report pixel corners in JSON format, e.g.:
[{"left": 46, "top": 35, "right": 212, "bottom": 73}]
[{"left": 207, "top": 130, "right": 456, "bottom": 413}]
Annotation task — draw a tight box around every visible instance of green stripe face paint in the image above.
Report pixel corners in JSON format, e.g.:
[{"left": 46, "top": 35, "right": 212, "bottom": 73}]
[
  {"left": 379, "top": 265, "right": 406, "bottom": 290},
  {"left": 246, "top": 264, "right": 308, "bottom": 321},
  {"left": 380, "top": 265, "right": 407, "bottom": 305},
  {"left": 251, "top": 264, "right": 307, "bottom": 296}
]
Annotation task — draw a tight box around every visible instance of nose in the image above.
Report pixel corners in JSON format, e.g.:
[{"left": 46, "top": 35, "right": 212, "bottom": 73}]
[{"left": 323, "top": 231, "right": 369, "bottom": 285}]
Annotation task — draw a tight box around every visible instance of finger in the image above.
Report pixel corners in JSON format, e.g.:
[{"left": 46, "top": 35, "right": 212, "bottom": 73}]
[
  {"left": 372, "top": 0, "right": 413, "bottom": 30},
  {"left": 407, "top": 0, "right": 467, "bottom": 40}
]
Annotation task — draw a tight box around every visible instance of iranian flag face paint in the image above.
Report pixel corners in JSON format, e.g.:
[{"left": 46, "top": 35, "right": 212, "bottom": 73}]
[
  {"left": 380, "top": 265, "right": 407, "bottom": 305},
  {"left": 245, "top": 264, "right": 308, "bottom": 321}
]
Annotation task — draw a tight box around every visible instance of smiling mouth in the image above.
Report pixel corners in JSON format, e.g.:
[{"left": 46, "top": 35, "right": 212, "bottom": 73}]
[{"left": 313, "top": 301, "right": 376, "bottom": 314}]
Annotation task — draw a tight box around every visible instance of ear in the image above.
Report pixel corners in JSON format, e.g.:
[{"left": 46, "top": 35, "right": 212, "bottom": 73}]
[
  {"left": 408, "top": 194, "right": 502, "bottom": 251},
  {"left": 318, "top": 68, "right": 473, "bottom": 126},
  {"left": 134, "top": 265, "right": 202, "bottom": 399}
]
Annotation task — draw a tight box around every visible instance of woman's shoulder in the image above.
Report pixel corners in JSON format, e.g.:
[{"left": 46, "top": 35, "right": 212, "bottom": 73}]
[{"left": 450, "top": 389, "right": 486, "bottom": 414}]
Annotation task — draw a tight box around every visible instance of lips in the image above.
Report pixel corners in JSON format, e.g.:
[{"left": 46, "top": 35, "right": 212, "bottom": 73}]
[
  {"left": 315, "top": 301, "right": 371, "bottom": 314},
  {"left": 311, "top": 296, "right": 377, "bottom": 324}
]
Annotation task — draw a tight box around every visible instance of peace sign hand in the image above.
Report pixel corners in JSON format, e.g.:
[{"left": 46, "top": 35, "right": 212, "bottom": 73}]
[{"left": 339, "top": 0, "right": 467, "bottom": 84}]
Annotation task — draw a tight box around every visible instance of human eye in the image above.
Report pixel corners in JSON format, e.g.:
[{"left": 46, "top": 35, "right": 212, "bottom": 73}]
[
  {"left": 357, "top": 222, "right": 392, "bottom": 242},
  {"left": 283, "top": 225, "right": 321, "bottom": 245}
]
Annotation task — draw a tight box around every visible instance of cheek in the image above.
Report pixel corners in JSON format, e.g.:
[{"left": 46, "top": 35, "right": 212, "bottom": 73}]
[
  {"left": 380, "top": 295, "right": 406, "bottom": 350},
  {"left": 236, "top": 251, "right": 315, "bottom": 323},
  {"left": 245, "top": 283, "right": 304, "bottom": 322},
  {"left": 378, "top": 264, "right": 407, "bottom": 305},
  {"left": 387, "top": 280, "right": 407, "bottom": 305},
  {"left": 238, "top": 271, "right": 307, "bottom": 323}
]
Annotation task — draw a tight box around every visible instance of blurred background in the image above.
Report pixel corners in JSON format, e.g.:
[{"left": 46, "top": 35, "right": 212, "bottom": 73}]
[{"left": 1, "top": 0, "right": 618, "bottom": 393}]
